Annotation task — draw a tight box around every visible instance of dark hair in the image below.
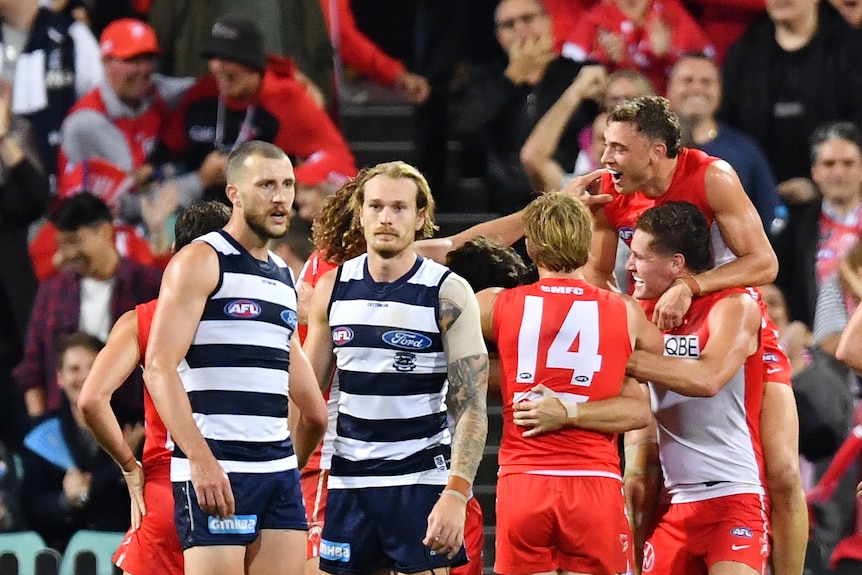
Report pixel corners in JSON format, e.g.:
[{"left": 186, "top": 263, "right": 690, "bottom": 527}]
[
  {"left": 608, "top": 95, "right": 682, "bottom": 158},
  {"left": 226, "top": 140, "right": 289, "bottom": 184},
  {"left": 174, "top": 201, "right": 232, "bottom": 251},
  {"left": 809, "top": 121, "right": 862, "bottom": 164},
  {"left": 636, "top": 201, "right": 713, "bottom": 273},
  {"left": 49, "top": 192, "right": 112, "bottom": 232},
  {"left": 56, "top": 332, "right": 104, "bottom": 366},
  {"left": 445, "top": 236, "right": 529, "bottom": 292}
]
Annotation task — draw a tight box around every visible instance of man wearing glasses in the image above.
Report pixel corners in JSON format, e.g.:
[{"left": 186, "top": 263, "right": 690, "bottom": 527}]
[{"left": 452, "top": 0, "right": 605, "bottom": 215}]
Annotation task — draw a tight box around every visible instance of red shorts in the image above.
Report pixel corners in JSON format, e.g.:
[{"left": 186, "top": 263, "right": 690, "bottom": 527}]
[
  {"left": 113, "top": 471, "right": 183, "bottom": 575},
  {"left": 451, "top": 496, "right": 485, "bottom": 575},
  {"left": 300, "top": 466, "right": 329, "bottom": 559},
  {"left": 643, "top": 493, "right": 769, "bottom": 575},
  {"left": 495, "top": 474, "right": 631, "bottom": 575}
]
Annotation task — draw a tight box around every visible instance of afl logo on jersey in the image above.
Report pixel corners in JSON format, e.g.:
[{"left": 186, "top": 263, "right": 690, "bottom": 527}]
[
  {"left": 224, "top": 300, "right": 261, "bottom": 318},
  {"left": 618, "top": 227, "right": 635, "bottom": 241},
  {"left": 332, "top": 327, "right": 354, "bottom": 345},
  {"left": 382, "top": 330, "right": 432, "bottom": 350}
]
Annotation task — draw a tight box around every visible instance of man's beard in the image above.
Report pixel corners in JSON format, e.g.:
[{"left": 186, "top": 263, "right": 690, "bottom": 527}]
[{"left": 245, "top": 210, "right": 288, "bottom": 240}]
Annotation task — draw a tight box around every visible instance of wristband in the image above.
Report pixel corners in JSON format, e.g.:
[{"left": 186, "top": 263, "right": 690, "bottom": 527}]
[
  {"left": 563, "top": 400, "right": 579, "bottom": 422},
  {"left": 678, "top": 275, "right": 702, "bottom": 297},
  {"left": 441, "top": 489, "right": 469, "bottom": 504}
]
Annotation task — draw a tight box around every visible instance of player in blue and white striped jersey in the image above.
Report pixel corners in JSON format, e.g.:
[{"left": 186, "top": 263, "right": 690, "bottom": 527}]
[
  {"left": 143, "top": 141, "right": 328, "bottom": 575},
  {"left": 303, "top": 161, "right": 489, "bottom": 575}
]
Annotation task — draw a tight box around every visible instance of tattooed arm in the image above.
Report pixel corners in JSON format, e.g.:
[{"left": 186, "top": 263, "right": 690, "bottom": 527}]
[{"left": 424, "top": 273, "right": 489, "bottom": 558}]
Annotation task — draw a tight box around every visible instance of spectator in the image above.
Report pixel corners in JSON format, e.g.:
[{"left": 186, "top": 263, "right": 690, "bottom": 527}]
[
  {"left": 719, "top": 0, "right": 862, "bottom": 197},
  {"left": 561, "top": 0, "right": 714, "bottom": 94},
  {"left": 21, "top": 333, "right": 137, "bottom": 552},
  {"left": 0, "top": 0, "right": 102, "bottom": 178},
  {"left": 0, "top": 78, "right": 51, "bottom": 451},
  {"left": 683, "top": 0, "right": 765, "bottom": 65},
  {"left": 14, "top": 192, "right": 162, "bottom": 419},
  {"left": 453, "top": 0, "right": 601, "bottom": 215},
  {"left": 829, "top": 0, "right": 862, "bottom": 27},
  {"left": 147, "top": 0, "right": 333, "bottom": 103},
  {"left": 321, "top": 0, "right": 430, "bottom": 105},
  {"left": 813, "top": 239, "right": 862, "bottom": 357},
  {"left": 772, "top": 121, "right": 862, "bottom": 328},
  {"left": 521, "top": 69, "right": 656, "bottom": 193},
  {"left": 293, "top": 150, "right": 356, "bottom": 224},
  {"left": 666, "top": 51, "right": 777, "bottom": 228},
  {"left": 141, "top": 17, "right": 355, "bottom": 223},
  {"left": 39, "top": 19, "right": 194, "bottom": 274}
]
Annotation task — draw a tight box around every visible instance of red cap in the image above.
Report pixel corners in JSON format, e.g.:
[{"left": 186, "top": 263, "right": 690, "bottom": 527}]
[
  {"left": 294, "top": 151, "right": 356, "bottom": 187},
  {"left": 100, "top": 19, "right": 160, "bottom": 59}
]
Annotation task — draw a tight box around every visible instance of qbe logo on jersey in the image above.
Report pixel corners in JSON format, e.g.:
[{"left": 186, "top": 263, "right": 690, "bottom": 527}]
[
  {"left": 663, "top": 334, "right": 700, "bottom": 358},
  {"left": 224, "top": 299, "right": 261, "bottom": 318}
]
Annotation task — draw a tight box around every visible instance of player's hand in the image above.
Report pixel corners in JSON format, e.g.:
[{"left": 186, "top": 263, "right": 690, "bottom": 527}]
[
  {"left": 857, "top": 480, "right": 862, "bottom": 499},
  {"left": 190, "top": 455, "right": 234, "bottom": 518},
  {"left": 561, "top": 168, "right": 613, "bottom": 212},
  {"left": 121, "top": 460, "right": 146, "bottom": 530},
  {"left": 652, "top": 279, "right": 692, "bottom": 330},
  {"left": 513, "top": 384, "right": 569, "bottom": 436},
  {"left": 423, "top": 492, "right": 466, "bottom": 559}
]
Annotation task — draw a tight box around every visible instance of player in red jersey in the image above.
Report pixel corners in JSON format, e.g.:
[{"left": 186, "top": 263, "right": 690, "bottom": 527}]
[
  {"left": 77, "top": 201, "right": 231, "bottom": 575},
  {"left": 565, "top": 96, "right": 805, "bottom": 575},
  {"left": 296, "top": 172, "right": 526, "bottom": 575},
  {"left": 475, "top": 191, "right": 663, "bottom": 575},
  {"left": 625, "top": 201, "right": 769, "bottom": 575}
]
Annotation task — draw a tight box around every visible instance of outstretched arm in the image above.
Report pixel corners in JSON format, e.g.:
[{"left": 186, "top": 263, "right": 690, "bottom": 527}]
[
  {"left": 78, "top": 309, "right": 146, "bottom": 529},
  {"left": 415, "top": 210, "right": 526, "bottom": 265}
]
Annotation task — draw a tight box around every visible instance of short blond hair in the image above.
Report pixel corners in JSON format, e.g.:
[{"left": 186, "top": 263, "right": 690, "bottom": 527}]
[
  {"left": 523, "top": 191, "right": 591, "bottom": 272},
  {"left": 353, "top": 161, "right": 437, "bottom": 240}
]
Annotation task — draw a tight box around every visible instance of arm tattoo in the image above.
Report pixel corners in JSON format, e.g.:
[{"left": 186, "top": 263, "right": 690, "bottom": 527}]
[
  {"left": 439, "top": 296, "right": 463, "bottom": 332},
  {"left": 447, "top": 353, "right": 489, "bottom": 483}
]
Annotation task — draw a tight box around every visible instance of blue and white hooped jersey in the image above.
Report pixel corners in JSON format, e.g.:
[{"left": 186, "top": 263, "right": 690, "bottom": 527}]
[
  {"left": 170, "top": 230, "right": 300, "bottom": 481},
  {"left": 327, "top": 254, "right": 452, "bottom": 489}
]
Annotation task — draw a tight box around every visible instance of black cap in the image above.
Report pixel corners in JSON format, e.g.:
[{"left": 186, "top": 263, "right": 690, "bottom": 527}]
[{"left": 200, "top": 18, "right": 266, "bottom": 71}]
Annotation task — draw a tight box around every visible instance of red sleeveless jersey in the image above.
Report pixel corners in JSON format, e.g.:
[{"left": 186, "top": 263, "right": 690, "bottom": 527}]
[
  {"left": 136, "top": 299, "right": 171, "bottom": 479},
  {"left": 493, "top": 278, "right": 632, "bottom": 477}
]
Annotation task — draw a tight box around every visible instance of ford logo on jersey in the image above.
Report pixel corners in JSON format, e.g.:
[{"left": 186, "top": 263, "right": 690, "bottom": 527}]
[
  {"left": 224, "top": 300, "right": 261, "bottom": 318},
  {"left": 332, "top": 326, "right": 354, "bottom": 345},
  {"left": 208, "top": 514, "right": 258, "bottom": 534},
  {"left": 382, "top": 330, "right": 432, "bottom": 350}
]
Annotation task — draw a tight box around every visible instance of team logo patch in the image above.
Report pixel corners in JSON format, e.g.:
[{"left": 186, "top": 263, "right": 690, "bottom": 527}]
[
  {"left": 382, "top": 330, "right": 433, "bottom": 350},
  {"left": 320, "top": 539, "right": 351, "bottom": 562},
  {"left": 731, "top": 527, "right": 753, "bottom": 538},
  {"left": 642, "top": 541, "right": 655, "bottom": 572},
  {"left": 434, "top": 454, "right": 448, "bottom": 472},
  {"left": 224, "top": 300, "right": 261, "bottom": 318},
  {"left": 393, "top": 352, "right": 417, "bottom": 372},
  {"left": 281, "top": 309, "right": 298, "bottom": 330},
  {"left": 332, "top": 327, "right": 354, "bottom": 345},
  {"left": 618, "top": 226, "right": 635, "bottom": 241},
  {"left": 208, "top": 514, "right": 258, "bottom": 534}
]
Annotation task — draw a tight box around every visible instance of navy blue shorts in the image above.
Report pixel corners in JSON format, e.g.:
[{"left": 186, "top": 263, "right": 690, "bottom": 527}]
[
  {"left": 319, "top": 484, "right": 468, "bottom": 575},
  {"left": 173, "top": 469, "right": 307, "bottom": 550}
]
